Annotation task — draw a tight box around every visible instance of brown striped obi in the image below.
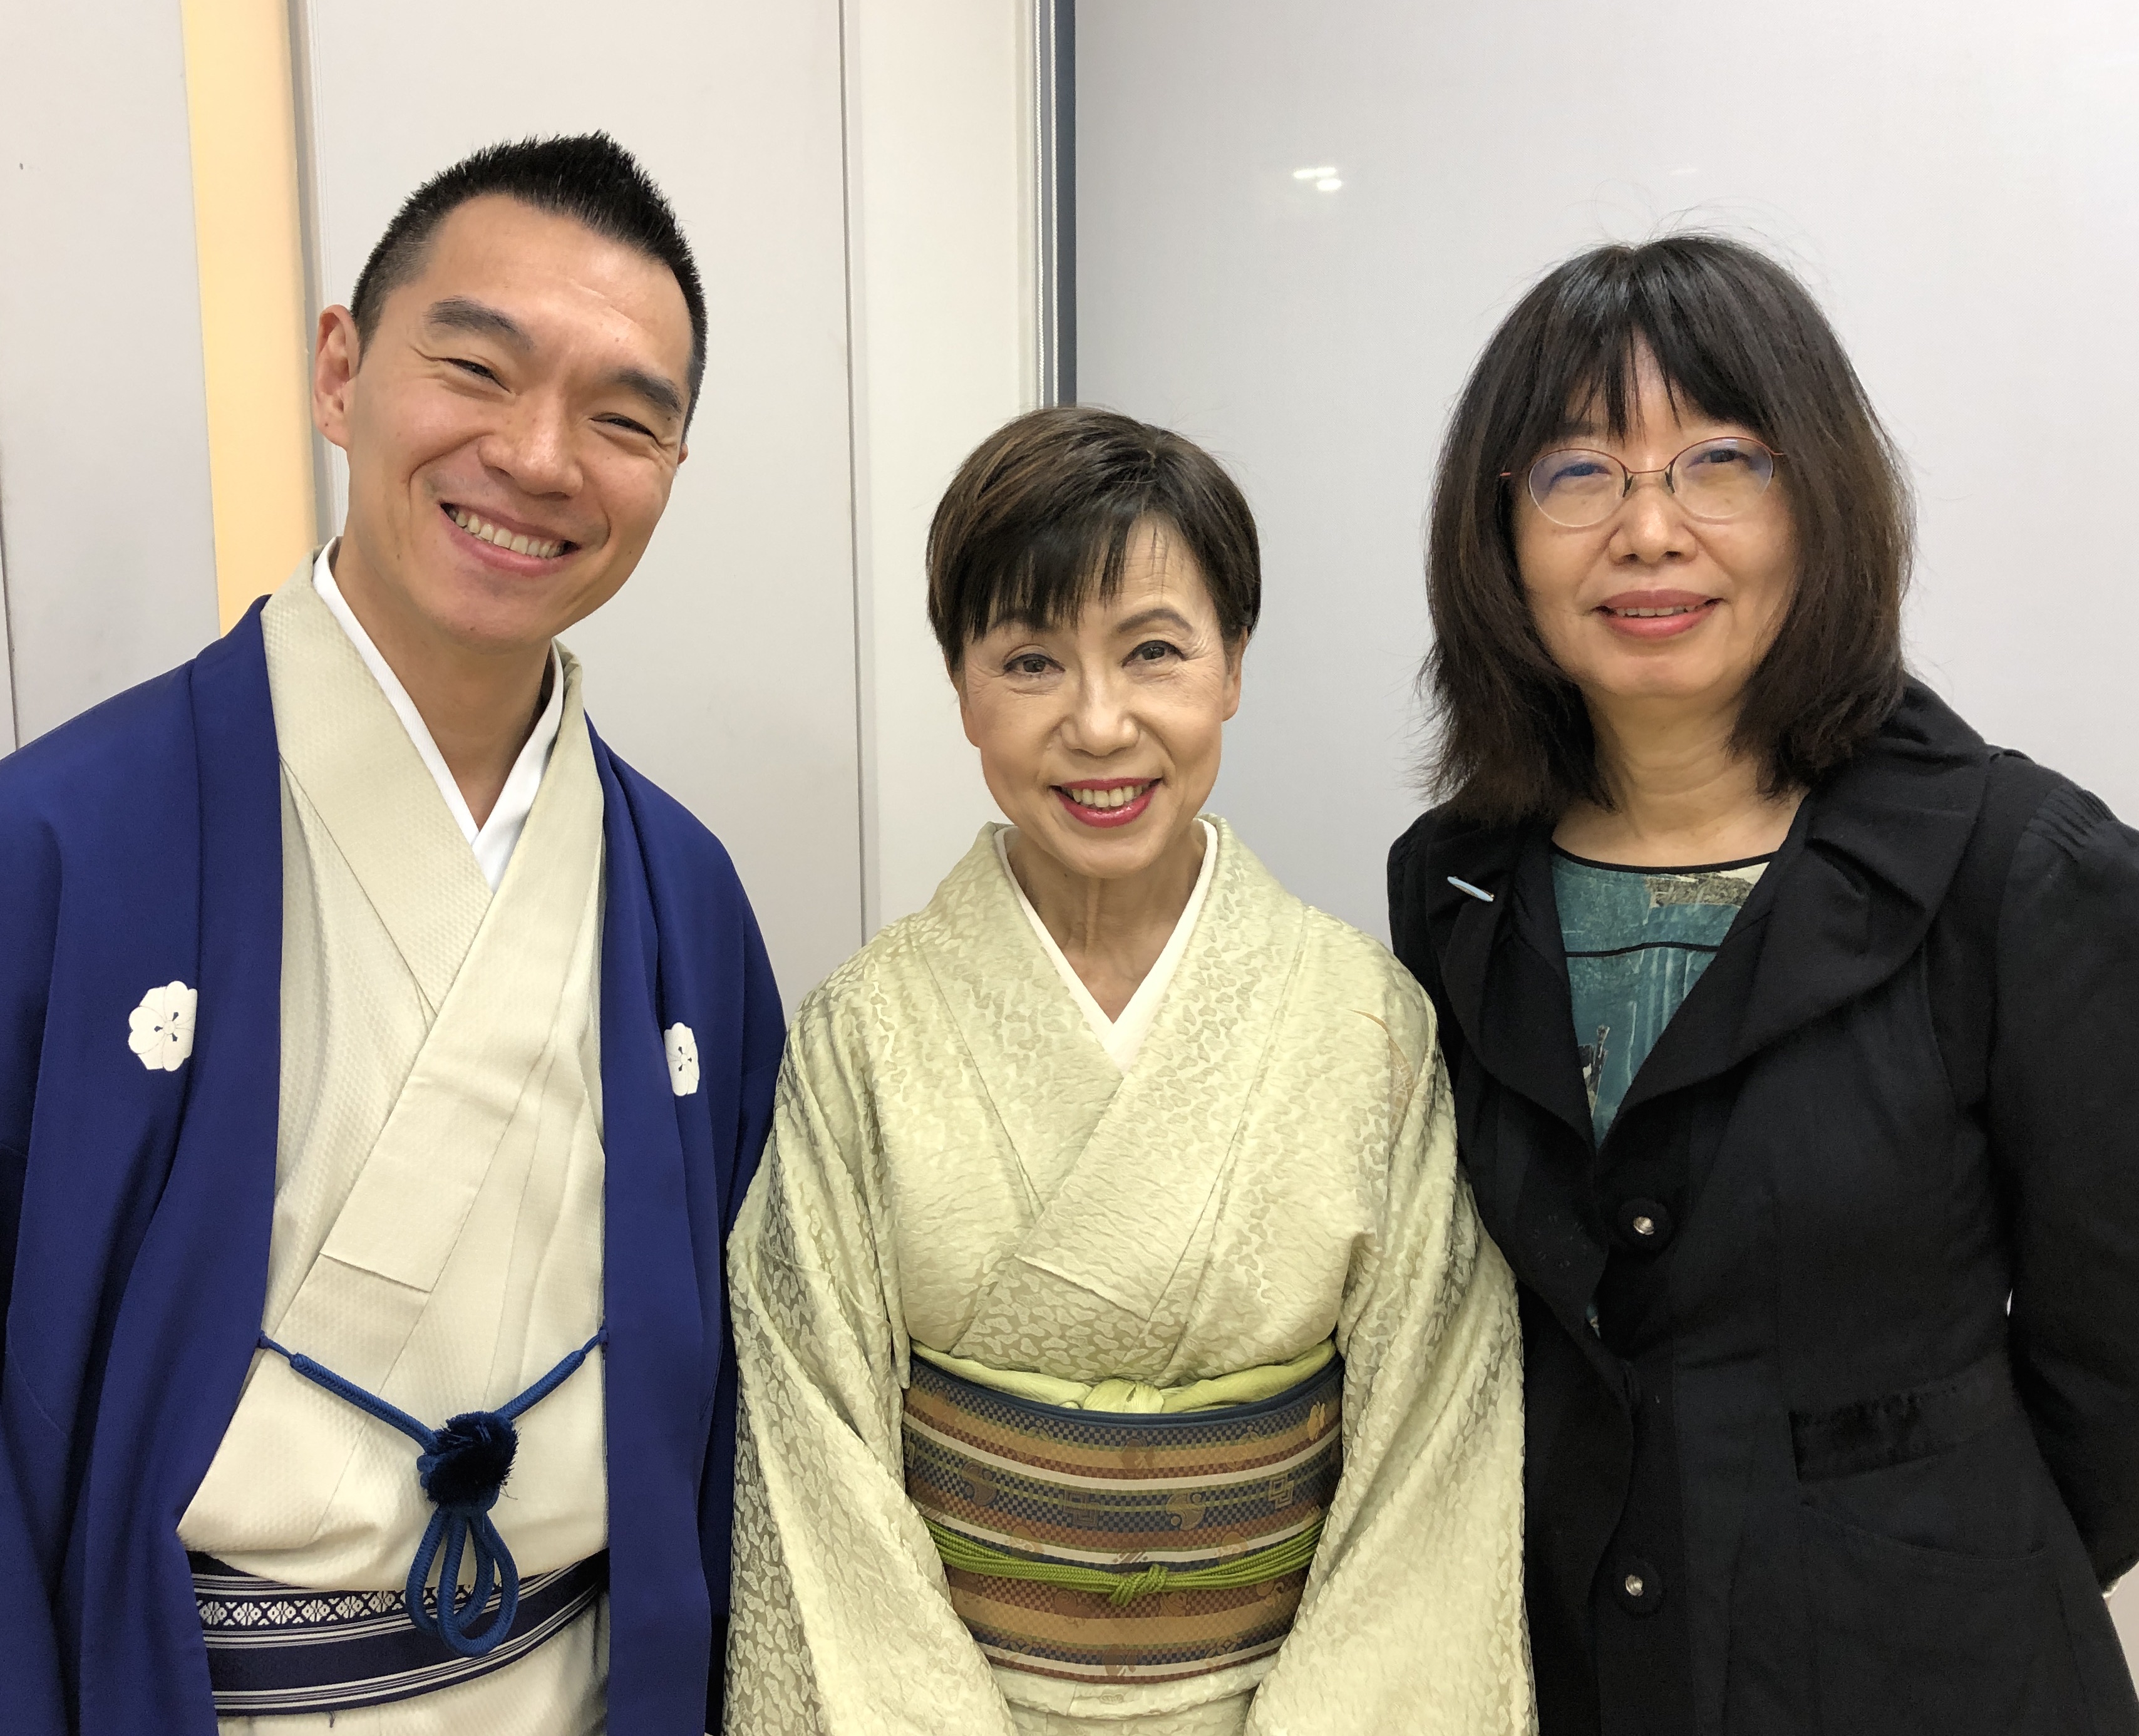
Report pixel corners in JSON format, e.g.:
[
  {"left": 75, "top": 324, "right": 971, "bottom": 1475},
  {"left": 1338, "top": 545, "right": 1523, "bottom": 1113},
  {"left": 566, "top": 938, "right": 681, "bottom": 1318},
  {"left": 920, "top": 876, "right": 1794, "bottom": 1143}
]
[{"left": 901, "top": 1348, "right": 1343, "bottom": 1686}]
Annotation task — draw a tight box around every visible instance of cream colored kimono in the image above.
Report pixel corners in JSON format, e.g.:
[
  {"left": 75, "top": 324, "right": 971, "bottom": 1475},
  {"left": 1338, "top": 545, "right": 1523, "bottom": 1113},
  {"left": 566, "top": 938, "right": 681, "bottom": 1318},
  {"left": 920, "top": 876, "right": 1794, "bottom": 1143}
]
[
  {"left": 728, "top": 821, "right": 1532, "bottom": 1735},
  {"left": 178, "top": 572, "right": 610, "bottom": 1736}
]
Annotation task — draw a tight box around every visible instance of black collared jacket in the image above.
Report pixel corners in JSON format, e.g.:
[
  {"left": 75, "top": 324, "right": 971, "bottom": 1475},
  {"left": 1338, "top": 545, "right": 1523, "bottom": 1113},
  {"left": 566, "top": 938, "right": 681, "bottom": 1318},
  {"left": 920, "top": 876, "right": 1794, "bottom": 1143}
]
[{"left": 1388, "top": 683, "right": 2139, "bottom": 1736}]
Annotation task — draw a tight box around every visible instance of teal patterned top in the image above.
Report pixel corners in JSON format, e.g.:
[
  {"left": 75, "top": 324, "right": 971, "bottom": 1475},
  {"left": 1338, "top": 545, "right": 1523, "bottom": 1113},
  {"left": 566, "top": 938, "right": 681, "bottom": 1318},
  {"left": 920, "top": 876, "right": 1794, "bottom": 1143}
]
[{"left": 1553, "top": 850, "right": 1770, "bottom": 1145}]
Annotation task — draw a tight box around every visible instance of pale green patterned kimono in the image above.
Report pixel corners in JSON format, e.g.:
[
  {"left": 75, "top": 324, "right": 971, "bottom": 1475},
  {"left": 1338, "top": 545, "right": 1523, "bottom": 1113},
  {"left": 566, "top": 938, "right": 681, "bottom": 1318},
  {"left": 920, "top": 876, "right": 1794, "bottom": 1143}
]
[{"left": 727, "top": 820, "right": 1532, "bottom": 1734}]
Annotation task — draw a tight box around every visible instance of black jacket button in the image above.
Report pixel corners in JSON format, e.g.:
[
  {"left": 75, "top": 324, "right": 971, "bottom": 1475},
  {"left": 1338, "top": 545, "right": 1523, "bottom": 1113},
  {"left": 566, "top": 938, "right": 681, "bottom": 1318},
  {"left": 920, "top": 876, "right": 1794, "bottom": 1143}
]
[
  {"left": 1614, "top": 1556, "right": 1664, "bottom": 1615},
  {"left": 1616, "top": 1197, "right": 1674, "bottom": 1251}
]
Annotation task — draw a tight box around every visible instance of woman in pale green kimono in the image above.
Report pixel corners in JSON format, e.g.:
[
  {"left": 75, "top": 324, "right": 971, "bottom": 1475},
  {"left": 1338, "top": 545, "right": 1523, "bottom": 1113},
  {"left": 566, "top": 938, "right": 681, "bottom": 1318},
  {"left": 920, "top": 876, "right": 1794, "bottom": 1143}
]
[{"left": 726, "top": 406, "right": 1532, "bottom": 1734}]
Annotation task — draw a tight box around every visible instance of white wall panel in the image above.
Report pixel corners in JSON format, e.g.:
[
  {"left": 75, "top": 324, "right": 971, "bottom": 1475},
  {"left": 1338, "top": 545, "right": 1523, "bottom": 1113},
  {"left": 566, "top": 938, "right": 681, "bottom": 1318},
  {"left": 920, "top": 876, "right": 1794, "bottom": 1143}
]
[
  {"left": 843, "top": 0, "right": 1036, "bottom": 933},
  {"left": 1076, "top": 0, "right": 2139, "bottom": 944},
  {"left": 300, "top": 0, "right": 865, "bottom": 1005},
  {"left": 0, "top": 2, "right": 1038, "bottom": 1003},
  {"left": 0, "top": 3, "right": 220, "bottom": 742}
]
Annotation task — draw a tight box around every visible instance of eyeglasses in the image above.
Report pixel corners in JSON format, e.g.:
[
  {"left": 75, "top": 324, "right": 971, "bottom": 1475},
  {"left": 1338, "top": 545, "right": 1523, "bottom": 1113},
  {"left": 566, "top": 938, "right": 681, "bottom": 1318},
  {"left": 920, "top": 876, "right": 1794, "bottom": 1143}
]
[{"left": 1505, "top": 437, "right": 1783, "bottom": 529}]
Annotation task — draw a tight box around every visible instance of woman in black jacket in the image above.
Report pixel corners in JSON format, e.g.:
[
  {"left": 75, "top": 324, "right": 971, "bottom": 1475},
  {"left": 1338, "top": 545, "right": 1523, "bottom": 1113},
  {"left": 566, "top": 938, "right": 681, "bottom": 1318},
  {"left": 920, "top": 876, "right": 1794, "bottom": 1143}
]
[{"left": 1388, "top": 234, "right": 2139, "bottom": 1736}]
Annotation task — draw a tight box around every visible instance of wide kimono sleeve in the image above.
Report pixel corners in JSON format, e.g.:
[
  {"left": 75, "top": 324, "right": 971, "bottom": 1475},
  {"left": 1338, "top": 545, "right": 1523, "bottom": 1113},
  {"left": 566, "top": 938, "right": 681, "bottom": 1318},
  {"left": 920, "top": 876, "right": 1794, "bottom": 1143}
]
[
  {"left": 724, "top": 991, "right": 1020, "bottom": 1735},
  {"left": 1245, "top": 1015, "right": 1534, "bottom": 1734},
  {"left": 1989, "top": 782, "right": 2139, "bottom": 1587}
]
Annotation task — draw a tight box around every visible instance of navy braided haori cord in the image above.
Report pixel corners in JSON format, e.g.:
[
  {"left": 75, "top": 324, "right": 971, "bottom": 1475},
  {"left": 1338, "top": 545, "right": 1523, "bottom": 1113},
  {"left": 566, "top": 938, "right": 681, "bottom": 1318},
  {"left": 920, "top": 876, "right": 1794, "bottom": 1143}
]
[{"left": 257, "top": 1327, "right": 607, "bottom": 1658}]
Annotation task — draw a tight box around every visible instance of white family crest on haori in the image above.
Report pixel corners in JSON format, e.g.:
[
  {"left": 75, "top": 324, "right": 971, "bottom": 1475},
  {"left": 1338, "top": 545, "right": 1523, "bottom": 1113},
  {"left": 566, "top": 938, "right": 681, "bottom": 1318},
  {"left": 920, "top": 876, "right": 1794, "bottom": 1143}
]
[
  {"left": 665, "top": 1023, "right": 701, "bottom": 1096},
  {"left": 127, "top": 981, "right": 198, "bottom": 1072}
]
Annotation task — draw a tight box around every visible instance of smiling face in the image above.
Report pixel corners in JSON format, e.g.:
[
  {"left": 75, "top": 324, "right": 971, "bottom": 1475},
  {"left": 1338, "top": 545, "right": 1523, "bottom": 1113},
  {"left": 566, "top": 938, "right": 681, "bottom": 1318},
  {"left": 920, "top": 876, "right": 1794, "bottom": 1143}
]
[
  {"left": 956, "top": 522, "right": 1241, "bottom": 886},
  {"left": 314, "top": 194, "right": 694, "bottom": 659},
  {"left": 1514, "top": 355, "right": 1796, "bottom": 721}
]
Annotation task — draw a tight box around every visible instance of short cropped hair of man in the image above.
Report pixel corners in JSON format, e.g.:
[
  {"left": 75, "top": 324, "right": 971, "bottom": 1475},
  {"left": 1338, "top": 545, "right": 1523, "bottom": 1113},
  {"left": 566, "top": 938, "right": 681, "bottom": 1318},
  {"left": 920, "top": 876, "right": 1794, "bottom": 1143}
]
[{"left": 0, "top": 133, "right": 781, "bottom": 1736}]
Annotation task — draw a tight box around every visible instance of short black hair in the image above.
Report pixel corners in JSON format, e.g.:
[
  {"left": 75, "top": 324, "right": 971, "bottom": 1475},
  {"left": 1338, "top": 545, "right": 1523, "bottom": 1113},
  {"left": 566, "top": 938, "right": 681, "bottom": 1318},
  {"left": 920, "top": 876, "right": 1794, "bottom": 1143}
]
[
  {"left": 1425, "top": 234, "right": 1911, "bottom": 822},
  {"left": 927, "top": 405, "right": 1262, "bottom": 674},
  {"left": 349, "top": 133, "right": 707, "bottom": 428}
]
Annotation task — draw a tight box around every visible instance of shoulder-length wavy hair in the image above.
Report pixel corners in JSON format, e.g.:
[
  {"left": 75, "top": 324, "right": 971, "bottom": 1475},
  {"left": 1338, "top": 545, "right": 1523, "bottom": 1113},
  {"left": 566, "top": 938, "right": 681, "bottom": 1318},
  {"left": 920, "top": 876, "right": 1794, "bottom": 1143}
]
[{"left": 1425, "top": 234, "right": 1912, "bottom": 822}]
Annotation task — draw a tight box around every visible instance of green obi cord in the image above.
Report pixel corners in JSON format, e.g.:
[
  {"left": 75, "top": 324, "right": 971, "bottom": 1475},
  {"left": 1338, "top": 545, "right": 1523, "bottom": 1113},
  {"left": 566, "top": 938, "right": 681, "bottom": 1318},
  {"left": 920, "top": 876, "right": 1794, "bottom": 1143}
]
[{"left": 1553, "top": 850, "right": 1770, "bottom": 1144}]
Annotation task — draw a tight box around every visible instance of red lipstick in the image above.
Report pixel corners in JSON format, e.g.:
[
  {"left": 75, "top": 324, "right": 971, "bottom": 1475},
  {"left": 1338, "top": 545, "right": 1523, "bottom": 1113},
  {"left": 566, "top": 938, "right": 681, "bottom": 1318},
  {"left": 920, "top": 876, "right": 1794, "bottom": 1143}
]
[{"left": 1054, "top": 778, "right": 1158, "bottom": 829}]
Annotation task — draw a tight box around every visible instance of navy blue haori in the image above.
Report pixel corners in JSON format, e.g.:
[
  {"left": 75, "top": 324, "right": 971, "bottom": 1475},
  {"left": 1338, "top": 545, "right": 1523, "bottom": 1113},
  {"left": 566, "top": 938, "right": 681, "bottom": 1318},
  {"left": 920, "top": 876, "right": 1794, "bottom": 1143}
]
[{"left": 0, "top": 601, "right": 783, "bottom": 1735}]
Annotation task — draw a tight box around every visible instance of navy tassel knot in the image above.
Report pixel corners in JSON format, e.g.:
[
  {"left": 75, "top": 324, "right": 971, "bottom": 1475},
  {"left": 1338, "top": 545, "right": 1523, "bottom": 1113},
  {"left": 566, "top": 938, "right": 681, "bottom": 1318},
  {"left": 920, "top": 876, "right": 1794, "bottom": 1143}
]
[
  {"left": 258, "top": 1327, "right": 605, "bottom": 1659},
  {"left": 420, "top": 1411, "right": 520, "bottom": 1510}
]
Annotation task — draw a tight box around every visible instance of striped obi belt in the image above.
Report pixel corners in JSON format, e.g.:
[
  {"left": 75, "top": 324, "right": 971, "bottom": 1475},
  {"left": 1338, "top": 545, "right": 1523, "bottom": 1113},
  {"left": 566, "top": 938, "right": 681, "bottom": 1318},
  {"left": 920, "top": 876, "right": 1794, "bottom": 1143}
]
[
  {"left": 902, "top": 1343, "right": 1343, "bottom": 1687},
  {"left": 188, "top": 1552, "right": 605, "bottom": 1717},
  {"left": 189, "top": 1330, "right": 606, "bottom": 1717}
]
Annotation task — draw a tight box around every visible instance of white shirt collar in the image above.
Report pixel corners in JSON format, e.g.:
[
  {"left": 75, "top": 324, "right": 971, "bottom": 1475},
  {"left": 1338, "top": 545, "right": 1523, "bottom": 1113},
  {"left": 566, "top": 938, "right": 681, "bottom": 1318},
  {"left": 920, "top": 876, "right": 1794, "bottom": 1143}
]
[
  {"left": 311, "top": 543, "right": 564, "bottom": 892},
  {"left": 997, "top": 818, "right": 1220, "bottom": 1074}
]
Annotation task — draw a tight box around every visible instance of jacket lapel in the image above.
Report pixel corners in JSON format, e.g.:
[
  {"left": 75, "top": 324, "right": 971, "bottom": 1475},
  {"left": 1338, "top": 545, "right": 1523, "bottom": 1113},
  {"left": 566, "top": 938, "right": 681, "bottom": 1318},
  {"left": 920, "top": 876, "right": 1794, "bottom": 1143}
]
[
  {"left": 1412, "top": 684, "right": 1991, "bottom": 1352},
  {"left": 592, "top": 742, "right": 713, "bottom": 1736},
  {"left": 1423, "top": 684, "right": 1993, "bottom": 1139},
  {"left": 1438, "top": 829, "right": 1612, "bottom": 1341},
  {"left": 1429, "top": 818, "right": 1594, "bottom": 1146},
  {"left": 1614, "top": 683, "right": 1989, "bottom": 1122},
  {"left": 76, "top": 600, "right": 284, "bottom": 1735}
]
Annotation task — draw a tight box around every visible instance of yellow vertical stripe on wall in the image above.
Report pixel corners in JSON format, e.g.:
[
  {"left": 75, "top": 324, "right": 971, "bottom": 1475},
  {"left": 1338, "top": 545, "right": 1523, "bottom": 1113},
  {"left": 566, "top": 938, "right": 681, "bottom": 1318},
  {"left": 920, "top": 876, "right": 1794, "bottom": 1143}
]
[{"left": 181, "top": 0, "right": 317, "bottom": 631}]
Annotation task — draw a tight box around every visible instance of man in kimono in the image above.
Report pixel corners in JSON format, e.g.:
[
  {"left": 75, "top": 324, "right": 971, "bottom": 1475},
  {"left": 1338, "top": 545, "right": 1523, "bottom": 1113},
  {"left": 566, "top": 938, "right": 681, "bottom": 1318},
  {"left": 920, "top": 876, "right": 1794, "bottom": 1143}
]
[{"left": 0, "top": 134, "right": 781, "bottom": 1735}]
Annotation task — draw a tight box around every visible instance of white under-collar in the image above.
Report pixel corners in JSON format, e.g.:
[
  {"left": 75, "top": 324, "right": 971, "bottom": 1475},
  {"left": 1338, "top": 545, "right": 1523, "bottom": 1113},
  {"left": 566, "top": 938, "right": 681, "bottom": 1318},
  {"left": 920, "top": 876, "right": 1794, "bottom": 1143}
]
[
  {"left": 997, "top": 819, "right": 1219, "bottom": 1074},
  {"left": 311, "top": 543, "right": 564, "bottom": 892}
]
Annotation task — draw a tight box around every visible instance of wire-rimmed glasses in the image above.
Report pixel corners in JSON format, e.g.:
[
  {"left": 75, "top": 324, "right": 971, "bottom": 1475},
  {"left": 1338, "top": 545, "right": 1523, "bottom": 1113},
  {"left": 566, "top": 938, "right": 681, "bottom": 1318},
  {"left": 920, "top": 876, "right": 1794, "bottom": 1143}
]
[{"left": 1506, "top": 437, "right": 1783, "bottom": 529}]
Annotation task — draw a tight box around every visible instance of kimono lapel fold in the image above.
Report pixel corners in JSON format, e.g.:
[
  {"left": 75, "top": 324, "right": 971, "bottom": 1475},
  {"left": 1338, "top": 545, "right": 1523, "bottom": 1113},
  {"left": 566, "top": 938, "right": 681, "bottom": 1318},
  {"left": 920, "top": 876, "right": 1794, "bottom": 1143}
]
[
  {"left": 268, "top": 683, "right": 604, "bottom": 1392},
  {"left": 910, "top": 830, "right": 1125, "bottom": 1210},
  {"left": 933, "top": 822, "right": 1309, "bottom": 1377},
  {"left": 240, "top": 576, "right": 605, "bottom": 1397},
  {"left": 264, "top": 579, "right": 490, "bottom": 1011},
  {"left": 180, "top": 576, "right": 609, "bottom": 1588}
]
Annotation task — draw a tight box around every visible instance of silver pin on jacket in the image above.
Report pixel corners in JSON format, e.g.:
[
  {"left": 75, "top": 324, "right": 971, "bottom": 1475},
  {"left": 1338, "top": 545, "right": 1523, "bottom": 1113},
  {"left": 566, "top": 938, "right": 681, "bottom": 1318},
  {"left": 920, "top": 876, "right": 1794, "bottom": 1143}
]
[{"left": 1447, "top": 876, "right": 1495, "bottom": 903}]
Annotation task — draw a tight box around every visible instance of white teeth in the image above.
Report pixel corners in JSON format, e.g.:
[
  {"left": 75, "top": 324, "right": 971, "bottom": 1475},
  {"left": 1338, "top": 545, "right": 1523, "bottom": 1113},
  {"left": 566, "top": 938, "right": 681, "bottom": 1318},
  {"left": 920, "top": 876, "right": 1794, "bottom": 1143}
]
[
  {"left": 1613, "top": 605, "right": 1699, "bottom": 618},
  {"left": 449, "top": 505, "right": 564, "bottom": 559},
  {"left": 1066, "top": 783, "right": 1150, "bottom": 809}
]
